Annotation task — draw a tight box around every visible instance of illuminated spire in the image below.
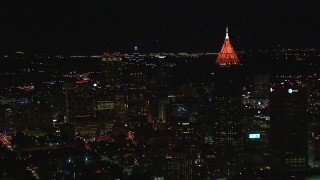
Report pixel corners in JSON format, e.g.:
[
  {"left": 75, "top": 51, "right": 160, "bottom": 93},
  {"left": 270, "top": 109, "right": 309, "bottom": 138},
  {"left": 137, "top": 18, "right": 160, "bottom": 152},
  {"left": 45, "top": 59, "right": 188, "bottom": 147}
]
[
  {"left": 225, "top": 26, "right": 229, "bottom": 39},
  {"left": 215, "top": 26, "right": 240, "bottom": 66}
]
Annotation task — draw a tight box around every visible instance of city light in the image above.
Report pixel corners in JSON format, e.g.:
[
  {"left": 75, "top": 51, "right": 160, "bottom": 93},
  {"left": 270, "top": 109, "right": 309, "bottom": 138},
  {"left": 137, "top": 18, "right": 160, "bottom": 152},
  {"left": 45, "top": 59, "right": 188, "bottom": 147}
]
[
  {"left": 249, "top": 134, "right": 260, "bottom": 139},
  {"left": 0, "top": 2, "right": 318, "bottom": 178}
]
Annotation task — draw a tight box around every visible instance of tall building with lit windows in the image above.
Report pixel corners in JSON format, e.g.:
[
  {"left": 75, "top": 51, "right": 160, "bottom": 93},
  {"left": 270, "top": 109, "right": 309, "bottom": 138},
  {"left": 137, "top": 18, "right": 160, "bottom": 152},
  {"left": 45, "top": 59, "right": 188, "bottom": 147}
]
[
  {"left": 125, "top": 46, "right": 148, "bottom": 128},
  {"left": 165, "top": 153, "right": 193, "bottom": 180},
  {"left": 99, "top": 53, "right": 126, "bottom": 122},
  {"left": 0, "top": 105, "right": 14, "bottom": 136},
  {"left": 212, "top": 26, "right": 244, "bottom": 177},
  {"left": 66, "top": 81, "right": 94, "bottom": 122},
  {"left": 129, "top": 45, "right": 144, "bottom": 62},
  {"left": 270, "top": 75, "right": 308, "bottom": 178}
]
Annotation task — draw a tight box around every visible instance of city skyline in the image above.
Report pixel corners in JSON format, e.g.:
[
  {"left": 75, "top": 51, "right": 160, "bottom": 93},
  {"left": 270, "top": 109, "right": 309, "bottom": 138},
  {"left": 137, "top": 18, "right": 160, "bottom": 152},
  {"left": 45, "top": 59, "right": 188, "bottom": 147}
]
[{"left": 1, "top": 1, "right": 320, "bottom": 179}]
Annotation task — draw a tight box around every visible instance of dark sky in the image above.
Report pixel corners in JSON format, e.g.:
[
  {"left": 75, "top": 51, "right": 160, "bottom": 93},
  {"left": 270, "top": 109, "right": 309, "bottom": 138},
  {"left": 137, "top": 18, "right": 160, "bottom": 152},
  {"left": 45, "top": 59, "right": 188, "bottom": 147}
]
[{"left": 0, "top": 0, "right": 319, "bottom": 53}]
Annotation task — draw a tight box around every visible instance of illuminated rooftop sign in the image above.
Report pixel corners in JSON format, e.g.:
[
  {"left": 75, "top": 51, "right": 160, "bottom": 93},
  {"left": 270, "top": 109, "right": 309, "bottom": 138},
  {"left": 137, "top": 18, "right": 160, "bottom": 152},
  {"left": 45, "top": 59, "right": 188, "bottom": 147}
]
[
  {"left": 288, "top": 89, "right": 298, "bottom": 93},
  {"left": 249, "top": 134, "right": 260, "bottom": 139}
]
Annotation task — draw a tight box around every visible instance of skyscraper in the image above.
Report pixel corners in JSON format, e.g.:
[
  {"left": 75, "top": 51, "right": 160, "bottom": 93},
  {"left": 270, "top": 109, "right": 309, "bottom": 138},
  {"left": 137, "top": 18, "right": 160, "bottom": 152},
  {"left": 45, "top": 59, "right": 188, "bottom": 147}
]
[
  {"left": 270, "top": 75, "right": 308, "bottom": 178},
  {"left": 125, "top": 46, "right": 148, "bottom": 128},
  {"left": 99, "top": 53, "right": 126, "bottom": 122},
  {"left": 129, "top": 46, "right": 144, "bottom": 62},
  {"left": 66, "top": 79, "right": 94, "bottom": 122},
  {"left": 165, "top": 153, "right": 193, "bottom": 180},
  {"left": 212, "top": 27, "right": 244, "bottom": 177}
]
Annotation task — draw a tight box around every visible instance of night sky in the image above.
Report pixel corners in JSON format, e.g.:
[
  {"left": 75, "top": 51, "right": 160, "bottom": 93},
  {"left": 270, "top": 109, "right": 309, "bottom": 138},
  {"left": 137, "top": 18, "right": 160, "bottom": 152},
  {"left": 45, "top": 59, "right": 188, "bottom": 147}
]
[{"left": 0, "top": 0, "right": 319, "bottom": 53}]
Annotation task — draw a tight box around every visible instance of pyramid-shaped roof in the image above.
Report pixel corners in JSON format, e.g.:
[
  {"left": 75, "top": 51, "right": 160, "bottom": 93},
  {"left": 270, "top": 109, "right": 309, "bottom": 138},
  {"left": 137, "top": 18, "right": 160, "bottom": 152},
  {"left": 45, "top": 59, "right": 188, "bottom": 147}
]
[{"left": 215, "top": 27, "right": 240, "bottom": 66}]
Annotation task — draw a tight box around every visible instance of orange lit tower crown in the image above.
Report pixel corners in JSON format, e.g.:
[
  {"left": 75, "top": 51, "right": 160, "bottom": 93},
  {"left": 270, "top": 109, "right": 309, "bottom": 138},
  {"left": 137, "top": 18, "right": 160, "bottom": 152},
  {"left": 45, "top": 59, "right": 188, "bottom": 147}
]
[{"left": 215, "top": 26, "right": 240, "bottom": 66}]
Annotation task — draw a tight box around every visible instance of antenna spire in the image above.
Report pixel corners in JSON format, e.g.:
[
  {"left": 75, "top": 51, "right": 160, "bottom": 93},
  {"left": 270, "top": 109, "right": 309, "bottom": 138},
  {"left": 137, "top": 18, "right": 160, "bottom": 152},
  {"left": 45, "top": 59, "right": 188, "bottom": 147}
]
[{"left": 225, "top": 26, "right": 229, "bottom": 39}]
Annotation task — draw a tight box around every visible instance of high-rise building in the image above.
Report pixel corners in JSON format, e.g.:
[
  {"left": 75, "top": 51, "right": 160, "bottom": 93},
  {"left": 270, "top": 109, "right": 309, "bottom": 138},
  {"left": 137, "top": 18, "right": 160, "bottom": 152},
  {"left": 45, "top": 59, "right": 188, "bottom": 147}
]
[
  {"left": 309, "top": 124, "right": 320, "bottom": 168},
  {"left": 253, "top": 75, "right": 270, "bottom": 99},
  {"left": 125, "top": 46, "right": 148, "bottom": 128},
  {"left": 66, "top": 79, "right": 94, "bottom": 122},
  {"left": 99, "top": 54, "right": 126, "bottom": 122},
  {"left": 270, "top": 75, "right": 308, "bottom": 178},
  {"left": 164, "top": 153, "right": 193, "bottom": 180},
  {"left": 129, "top": 46, "right": 144, "bottom": 62},
  {"left": 307, "top": 74, "right": 320, "bottom": 169},
  {"left": 0, "top": 106, "right": 14, "bottom": 136},
  {"left": 212, "top": 26, "right": 244, "bottom": 177}
]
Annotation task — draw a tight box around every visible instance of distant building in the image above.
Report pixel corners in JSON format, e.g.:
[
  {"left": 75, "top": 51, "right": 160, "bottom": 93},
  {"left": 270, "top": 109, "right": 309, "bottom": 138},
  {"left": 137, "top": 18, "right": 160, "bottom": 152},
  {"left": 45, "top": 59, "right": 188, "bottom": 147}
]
[
  {"left": 99, "top": 57, "right": 126, "bottom": 122},
  {"left": 0, "top": 106, "right": 14, "bottom": 136},
  {"left": 307, "top": 74, "right": 320, "bottom": 169},
  {"left": 129, "top": 46, "right": 144, "bottom": 62},
  {"left": 253, "top": 75, "right": 270, "bottom": 98},
  {"left": 126, "top": 46, "right": 148, "bottom": 128},
  {"left": 66, "top": 81, "right": 94, "bottom": 122},
  {"left": 212, "top": 26, "right": 244, "bottom": 177},
  {"left": 309, "top": 124, "right": 320, "bottom": 168},
  {"left": 165, "top": 153, "right": 193, "bottom": 180},
  {"left": 270, "top": 75, "right": 308, "bottom": 177}
]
